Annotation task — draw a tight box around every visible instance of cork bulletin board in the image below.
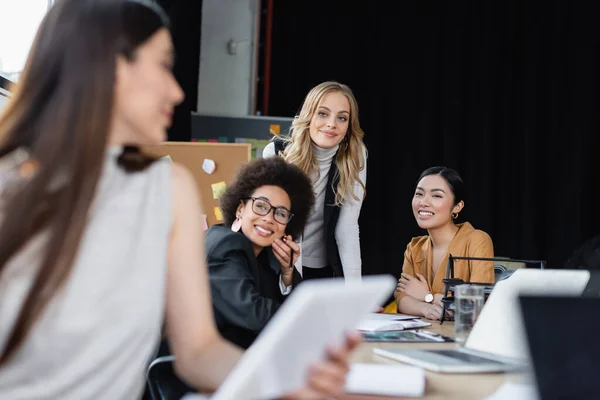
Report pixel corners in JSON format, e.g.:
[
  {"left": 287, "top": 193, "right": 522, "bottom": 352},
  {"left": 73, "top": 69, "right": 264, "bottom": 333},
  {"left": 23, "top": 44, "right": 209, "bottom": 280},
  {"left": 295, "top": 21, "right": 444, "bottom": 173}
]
[{"left": 142, "top": 142, "right": 252, "bottom": 227}]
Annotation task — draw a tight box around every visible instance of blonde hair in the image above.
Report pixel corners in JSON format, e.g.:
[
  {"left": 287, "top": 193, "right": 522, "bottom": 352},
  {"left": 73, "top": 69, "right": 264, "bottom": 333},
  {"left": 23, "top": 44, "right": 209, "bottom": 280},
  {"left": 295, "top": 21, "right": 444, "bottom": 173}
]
[{"left": 280, "top": 81, "right": 366, "bottom": 206}]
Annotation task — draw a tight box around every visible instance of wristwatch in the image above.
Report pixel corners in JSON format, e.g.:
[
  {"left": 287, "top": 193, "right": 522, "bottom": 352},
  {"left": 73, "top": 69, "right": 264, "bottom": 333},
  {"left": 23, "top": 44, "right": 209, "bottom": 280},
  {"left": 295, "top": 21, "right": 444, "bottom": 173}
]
[{"left": 424, "top": 292, "right": 434, "bottom": 303}]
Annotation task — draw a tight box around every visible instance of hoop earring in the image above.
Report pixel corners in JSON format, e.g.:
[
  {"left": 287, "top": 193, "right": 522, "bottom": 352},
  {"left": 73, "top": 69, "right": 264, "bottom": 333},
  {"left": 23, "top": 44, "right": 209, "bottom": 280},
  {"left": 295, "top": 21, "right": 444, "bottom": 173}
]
[
  {"left": 451, "top": 212, "right": 458, "bottom": 220},
  {"left": 231, "top": 216, "right": 242, "bottom": 232}
]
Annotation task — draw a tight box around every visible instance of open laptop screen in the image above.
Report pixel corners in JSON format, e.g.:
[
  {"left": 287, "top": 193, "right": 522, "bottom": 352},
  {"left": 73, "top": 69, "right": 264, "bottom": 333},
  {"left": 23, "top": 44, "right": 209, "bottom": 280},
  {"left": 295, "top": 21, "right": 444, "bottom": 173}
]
[{"left": 519, "top": 295, "right": 600, "bottom": 400}]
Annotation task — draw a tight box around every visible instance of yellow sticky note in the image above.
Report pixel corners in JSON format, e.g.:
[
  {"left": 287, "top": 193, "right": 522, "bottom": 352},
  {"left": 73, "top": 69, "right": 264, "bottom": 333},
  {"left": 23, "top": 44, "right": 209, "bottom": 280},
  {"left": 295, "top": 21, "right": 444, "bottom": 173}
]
[
  {"left": 269, "top": 124, "right": 280, "bottom": 135},
  {"left": 214, "top": 207, "right": 223, "bottom": 221},
  {"left": 211, "top": 181, "right": 226, "bottom": 199},
  {"left": 161, "top": 155, "right": 173, "bottom": 163}
]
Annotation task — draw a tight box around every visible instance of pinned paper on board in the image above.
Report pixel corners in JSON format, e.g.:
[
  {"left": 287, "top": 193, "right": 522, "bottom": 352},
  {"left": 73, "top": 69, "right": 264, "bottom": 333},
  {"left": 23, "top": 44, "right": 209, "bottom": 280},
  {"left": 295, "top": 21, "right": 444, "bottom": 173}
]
[
  {"left": 269, "top": 124, "right": 281, "bottom": 135},
  {"left": 200, "top": 214, "right": 208, "bottom": 231},
  {"left": 202, "top": 159, "right": 216, "bottom": 174},
  {"left": 161, "top": 155, "right": 173, "bottom": 163},
  {"left": 213, "top": 207, "right": 223, "bottom": 221},
  {"left": 211, "top": 181, "right": 227, "bottom": 199}
]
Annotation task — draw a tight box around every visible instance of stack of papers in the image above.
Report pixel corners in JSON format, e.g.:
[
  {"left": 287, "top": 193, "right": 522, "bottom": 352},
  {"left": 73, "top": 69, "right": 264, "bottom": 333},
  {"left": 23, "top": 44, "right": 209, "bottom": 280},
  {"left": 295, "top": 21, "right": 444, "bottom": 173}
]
[
  {"left": 356, "top": 312, "right": 431, "bottom": 332},
  {"left": 345, "top": 363, "right": 426, "bottom": 397}
]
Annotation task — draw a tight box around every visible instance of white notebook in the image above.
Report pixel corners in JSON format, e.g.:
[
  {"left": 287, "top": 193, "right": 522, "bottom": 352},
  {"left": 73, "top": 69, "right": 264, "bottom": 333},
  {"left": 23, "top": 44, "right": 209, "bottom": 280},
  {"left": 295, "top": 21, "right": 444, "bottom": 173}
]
[
  {"left": 345, "top": 363, "right": 426, "bottom": 397},
  {"left": 356, "top": 318, "right": 431, "bottom": 332}
]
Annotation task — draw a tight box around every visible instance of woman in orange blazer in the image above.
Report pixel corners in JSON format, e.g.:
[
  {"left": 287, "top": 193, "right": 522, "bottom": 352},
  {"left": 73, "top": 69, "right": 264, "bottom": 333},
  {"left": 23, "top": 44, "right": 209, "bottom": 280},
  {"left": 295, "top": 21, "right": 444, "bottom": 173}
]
[{"left": 388, "top": 167, "right": 494, "bottom": 319}]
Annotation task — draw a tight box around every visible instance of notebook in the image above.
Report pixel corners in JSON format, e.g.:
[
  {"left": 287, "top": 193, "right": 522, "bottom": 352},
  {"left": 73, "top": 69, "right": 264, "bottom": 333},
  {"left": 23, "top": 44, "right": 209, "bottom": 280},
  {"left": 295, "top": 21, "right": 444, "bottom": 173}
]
[
  {"left": 363, "top": 329, "right": 454, "bottom": 343},
  {"left": 345, "top": 363, "right": 425, "bottom": 397},
  {"left": 356, "top": 318, "right": 431, "bottom": 332}
]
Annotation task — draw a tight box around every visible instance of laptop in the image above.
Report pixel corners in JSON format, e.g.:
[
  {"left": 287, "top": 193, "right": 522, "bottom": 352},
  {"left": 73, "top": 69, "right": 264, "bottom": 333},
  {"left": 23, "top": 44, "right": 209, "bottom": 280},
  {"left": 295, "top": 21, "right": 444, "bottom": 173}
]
[
  {"left": 581, "top": 269, "right": 600, "bottom": 297},
  {"left": 373, "top": 269, "right": 591, "bottom": 373},
  {"left": 519, "top": 295, "right": 600, "bottom": 400},
  {"left": 210, "top": 275, "right": 396, "bottom": 400}
]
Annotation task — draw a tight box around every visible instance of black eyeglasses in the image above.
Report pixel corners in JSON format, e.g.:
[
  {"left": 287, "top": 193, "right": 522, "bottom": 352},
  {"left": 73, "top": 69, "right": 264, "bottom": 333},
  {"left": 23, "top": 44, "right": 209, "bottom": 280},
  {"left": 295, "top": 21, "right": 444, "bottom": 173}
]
[{"left": 246, "top": 197, "right": 293, "bottom": 224}]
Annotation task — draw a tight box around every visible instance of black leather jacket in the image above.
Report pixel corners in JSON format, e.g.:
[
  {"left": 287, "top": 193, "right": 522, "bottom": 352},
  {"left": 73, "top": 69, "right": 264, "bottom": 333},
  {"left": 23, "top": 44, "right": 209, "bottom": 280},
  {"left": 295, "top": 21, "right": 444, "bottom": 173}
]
[{"left": 205, "top": 224, "right": 300, "bottom": 349}]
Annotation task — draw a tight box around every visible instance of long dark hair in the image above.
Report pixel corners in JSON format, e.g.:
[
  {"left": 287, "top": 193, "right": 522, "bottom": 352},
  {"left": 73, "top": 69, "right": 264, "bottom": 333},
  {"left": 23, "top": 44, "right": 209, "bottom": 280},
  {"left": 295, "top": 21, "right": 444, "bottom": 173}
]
[{"left": 0, "top": 0, "right": 170, "bottom": 363}]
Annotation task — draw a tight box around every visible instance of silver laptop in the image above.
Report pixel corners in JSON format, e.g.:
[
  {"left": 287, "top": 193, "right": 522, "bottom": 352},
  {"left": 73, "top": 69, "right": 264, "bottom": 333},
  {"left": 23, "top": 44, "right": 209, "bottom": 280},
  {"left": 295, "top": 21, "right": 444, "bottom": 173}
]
[{"left": 373, "top": 269, "right": 591, "bottom": 373}]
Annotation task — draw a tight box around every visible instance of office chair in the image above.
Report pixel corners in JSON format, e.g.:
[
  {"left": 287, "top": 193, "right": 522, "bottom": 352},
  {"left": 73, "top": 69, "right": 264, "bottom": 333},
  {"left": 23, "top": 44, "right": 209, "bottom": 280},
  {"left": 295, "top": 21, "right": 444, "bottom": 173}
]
[{"left": 146, "top": 355, "right": 195, "bottom": 400}]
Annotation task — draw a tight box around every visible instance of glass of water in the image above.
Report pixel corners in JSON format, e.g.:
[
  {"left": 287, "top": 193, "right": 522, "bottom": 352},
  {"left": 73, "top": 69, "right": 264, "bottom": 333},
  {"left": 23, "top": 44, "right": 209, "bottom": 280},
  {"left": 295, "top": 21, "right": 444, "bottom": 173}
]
[{"left": 454, "top": 284, "right": 484, "bottom": 346}]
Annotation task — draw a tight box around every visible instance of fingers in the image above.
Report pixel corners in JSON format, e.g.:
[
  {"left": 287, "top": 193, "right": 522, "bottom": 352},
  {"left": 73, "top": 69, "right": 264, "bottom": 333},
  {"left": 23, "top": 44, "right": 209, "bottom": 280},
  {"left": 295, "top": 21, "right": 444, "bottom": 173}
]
[
  {"left": 306, "top": 361, "right": 346, "bottom": 399},
  {"left": 294, "top": 331, "right": 361, "bottom": 400},
  {"left": 284, "top": 236, "right": 300, "bottom": 265},
  {"left": 344, "top": 330, "right": 363, "bottom": 351},
  {"left": 271, "top": 241, "right": 289, "bottom": 266},
  {"left": 273, "top": 239, "right": 293, "bottom": 266},
  {"left": 400, "top": 273, "right": 413, "bottom": 281},
  {"left": 425, "top": 309, "right": 441, "bottom": 320},
  {"left": 416, "top": 273, "right": 427, "bottom": 283},
  {"left": 281, "top": 387, "right": 321, "bottom": 400},
  {"left": 274, "top": 237, "right": 300, "bottom": 266},
  {"left": 284, "top": 235, "right": 300, "bottom": 252},
  {"left": 324, "top": 343, "right": 350, "bottom": 373},
  {"left": 423, "top": 303, "right": 443, "bottom": 320}
]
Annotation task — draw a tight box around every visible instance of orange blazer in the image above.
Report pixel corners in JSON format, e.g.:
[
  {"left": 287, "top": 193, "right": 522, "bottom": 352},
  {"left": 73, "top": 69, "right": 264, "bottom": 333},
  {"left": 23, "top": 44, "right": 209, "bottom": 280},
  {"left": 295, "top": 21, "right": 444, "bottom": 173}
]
[{"left": 394, "top": 222, "right": 494, "bottom": 305}]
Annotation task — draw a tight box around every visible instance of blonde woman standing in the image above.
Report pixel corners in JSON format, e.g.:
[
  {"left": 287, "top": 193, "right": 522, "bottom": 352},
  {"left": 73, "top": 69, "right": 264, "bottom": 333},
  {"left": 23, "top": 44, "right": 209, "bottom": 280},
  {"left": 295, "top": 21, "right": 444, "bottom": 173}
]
[
  {"left": 0, "top": 2, "right": 360, "bottom": 398},
  {"left": 263, "top": 81, "right": 367, "bottom": 282}
]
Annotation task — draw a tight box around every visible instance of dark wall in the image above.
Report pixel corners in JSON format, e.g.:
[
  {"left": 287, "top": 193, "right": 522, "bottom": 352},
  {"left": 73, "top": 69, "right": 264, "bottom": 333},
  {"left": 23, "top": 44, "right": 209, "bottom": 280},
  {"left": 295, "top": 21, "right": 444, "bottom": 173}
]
[
  {"left": 266, "top": 0, "right": 600, "bottom": 275},
  {"left": 158, "top": 0, "right": 202, "bottom": 142}
]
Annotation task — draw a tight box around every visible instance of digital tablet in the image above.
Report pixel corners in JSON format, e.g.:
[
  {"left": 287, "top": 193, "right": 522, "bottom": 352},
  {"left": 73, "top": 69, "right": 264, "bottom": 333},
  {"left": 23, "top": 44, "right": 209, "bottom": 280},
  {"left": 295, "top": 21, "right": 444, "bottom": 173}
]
[{"left": 211, "top": 275, "right": 397, "bottom": 400}]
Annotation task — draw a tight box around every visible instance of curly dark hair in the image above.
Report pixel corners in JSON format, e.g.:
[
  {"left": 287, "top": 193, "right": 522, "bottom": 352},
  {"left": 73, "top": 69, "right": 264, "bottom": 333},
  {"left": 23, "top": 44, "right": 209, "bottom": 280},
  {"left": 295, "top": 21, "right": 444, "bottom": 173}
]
[{"left": 220, "top": 157, "right": 315, "bottom": 240}]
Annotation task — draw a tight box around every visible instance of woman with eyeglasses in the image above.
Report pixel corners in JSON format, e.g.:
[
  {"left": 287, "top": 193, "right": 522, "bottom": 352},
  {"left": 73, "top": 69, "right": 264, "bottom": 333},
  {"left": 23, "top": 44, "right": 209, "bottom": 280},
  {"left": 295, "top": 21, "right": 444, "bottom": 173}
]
[
  {"left": 0, "top": 1, "right": 360, "bottom": 399},
  {"left": 205, "top": 156, "right": 315, "bottom": 349}
]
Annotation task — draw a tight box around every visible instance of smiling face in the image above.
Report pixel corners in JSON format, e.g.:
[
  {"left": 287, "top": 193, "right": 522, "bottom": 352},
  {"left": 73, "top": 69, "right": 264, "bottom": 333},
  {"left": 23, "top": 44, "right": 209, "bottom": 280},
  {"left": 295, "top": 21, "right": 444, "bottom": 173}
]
[
  {"left": 309, "top": 91, "right": 350, "bottom": 149},
  {"left": 236, "top": 185, "right": 291, "bottom": 254},
  {"left": 112, "top": 28, "right": 184, "bottom": 146},
  {"left": 412, "top": 174, "right": 464, "bottom": 231}
]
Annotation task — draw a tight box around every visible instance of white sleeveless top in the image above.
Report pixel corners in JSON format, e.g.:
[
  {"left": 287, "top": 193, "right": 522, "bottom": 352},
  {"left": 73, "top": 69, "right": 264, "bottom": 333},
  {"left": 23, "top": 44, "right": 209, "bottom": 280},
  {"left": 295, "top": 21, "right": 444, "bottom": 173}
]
[{"left": 0, "top": 147, "right": 172, "bottom": 399}]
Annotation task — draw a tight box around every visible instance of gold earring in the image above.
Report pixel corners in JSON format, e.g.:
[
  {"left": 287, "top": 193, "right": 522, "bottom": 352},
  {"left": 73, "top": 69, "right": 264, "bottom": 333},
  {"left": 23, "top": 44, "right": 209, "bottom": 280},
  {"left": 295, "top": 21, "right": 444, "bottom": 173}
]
[{"left": 452, "top": 212, "right": 458, "bottom": 220}]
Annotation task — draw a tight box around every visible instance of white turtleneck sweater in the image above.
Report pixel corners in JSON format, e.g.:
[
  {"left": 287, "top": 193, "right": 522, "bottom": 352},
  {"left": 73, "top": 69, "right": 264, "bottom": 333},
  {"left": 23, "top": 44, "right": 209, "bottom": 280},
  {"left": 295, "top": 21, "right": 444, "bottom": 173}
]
[{"left": 262, "top": 141, "right": 367, "bottom": 282}]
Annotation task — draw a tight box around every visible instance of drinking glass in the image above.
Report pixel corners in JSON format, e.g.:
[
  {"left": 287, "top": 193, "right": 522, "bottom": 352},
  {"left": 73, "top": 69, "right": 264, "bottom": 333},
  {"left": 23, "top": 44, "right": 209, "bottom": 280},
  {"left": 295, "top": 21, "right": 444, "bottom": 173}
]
[{"left": 454, "top": 284, "right": 484, "bottom": 346}]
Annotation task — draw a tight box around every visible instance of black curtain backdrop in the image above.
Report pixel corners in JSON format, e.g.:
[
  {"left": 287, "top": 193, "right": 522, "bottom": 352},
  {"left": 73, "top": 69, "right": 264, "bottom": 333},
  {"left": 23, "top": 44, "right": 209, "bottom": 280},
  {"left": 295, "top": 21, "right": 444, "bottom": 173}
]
[
  {"left": 267, "top": 0, "right": 599, "bottom": 276},
  {"left": 158, "top": 0, "right": 202, "bottom": 142}
]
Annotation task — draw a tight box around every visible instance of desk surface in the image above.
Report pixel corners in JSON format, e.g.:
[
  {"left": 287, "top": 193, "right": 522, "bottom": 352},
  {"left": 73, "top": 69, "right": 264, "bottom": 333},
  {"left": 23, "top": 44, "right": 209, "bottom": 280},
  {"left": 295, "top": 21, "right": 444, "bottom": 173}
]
[{"left": 342, "top": 320, "right": 526, "bottom": 400}]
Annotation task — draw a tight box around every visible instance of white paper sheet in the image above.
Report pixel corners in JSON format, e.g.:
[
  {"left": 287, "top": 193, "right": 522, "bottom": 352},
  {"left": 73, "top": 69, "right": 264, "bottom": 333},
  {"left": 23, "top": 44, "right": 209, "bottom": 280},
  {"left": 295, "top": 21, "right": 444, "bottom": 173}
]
[
  {"left": 356, "top": 318, "right": 431, "bottom": 332},
  {"left": 345, "top": 363, "right": 426, "bottom": 397},
  {"left": 484, "top": 382, "right": 539, "bottom": 400}
]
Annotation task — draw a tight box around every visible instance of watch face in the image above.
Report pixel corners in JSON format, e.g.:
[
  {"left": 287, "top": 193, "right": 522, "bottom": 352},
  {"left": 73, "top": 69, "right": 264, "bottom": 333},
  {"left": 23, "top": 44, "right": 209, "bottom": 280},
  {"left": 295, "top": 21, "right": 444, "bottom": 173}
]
[{"left": 425, "top": 293, "right": 434, "bottom": 303}]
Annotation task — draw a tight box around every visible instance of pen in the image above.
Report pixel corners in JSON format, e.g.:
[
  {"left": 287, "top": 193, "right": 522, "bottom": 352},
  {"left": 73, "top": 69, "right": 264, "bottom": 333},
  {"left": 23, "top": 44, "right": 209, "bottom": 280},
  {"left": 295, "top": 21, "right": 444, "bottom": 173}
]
[
  {"left": 283, "top": 235, "right": 294, "bottom": 272},
  {"left": 415, "top": 330, "right": 445, "bottom": 342}
]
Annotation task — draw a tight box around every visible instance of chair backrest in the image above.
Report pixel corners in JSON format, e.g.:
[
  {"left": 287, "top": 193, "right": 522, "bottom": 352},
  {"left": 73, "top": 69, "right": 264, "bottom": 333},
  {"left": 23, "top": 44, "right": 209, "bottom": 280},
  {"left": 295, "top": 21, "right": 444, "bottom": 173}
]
[
  {"left": 494, "top": 257, "right": 528, "bottom": 283},
  {"left": 494, "top": 264, "right": 517, "bottom": 283},
  {"left": 146, "top": 355, "right": 194, "bottom": 400}
]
